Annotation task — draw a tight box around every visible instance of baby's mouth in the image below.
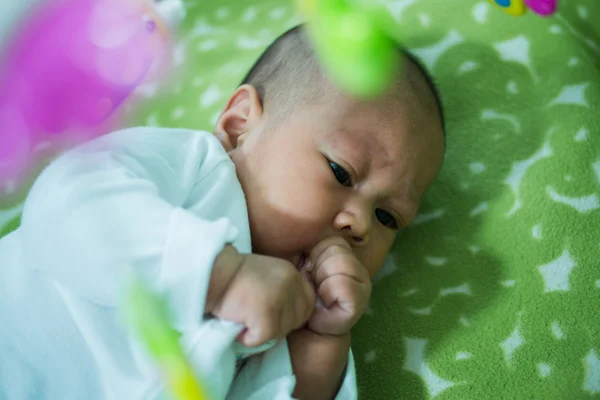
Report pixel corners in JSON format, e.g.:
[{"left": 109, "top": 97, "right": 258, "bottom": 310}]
[{"left": 296, "top": 253, "right": 309, "bottom": 271}]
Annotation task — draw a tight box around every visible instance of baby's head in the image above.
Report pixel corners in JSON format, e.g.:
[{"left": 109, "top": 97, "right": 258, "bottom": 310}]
[{"left": 215, "top": 25, "right": 444, "bottom": 278}]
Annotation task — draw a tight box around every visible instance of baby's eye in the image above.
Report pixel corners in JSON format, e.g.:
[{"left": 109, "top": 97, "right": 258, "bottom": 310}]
[
  {"left": 329, "top": 161, "right": 352, "bottom": 187},
  {"left": 375, "top": 208, "right": 399, "bottom": 230}
]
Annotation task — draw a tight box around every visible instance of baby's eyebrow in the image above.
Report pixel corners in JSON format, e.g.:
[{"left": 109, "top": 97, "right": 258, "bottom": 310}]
[
  {"left": 389, "top": 199, "right": 419, "bottom": 227},
  {"left": 329, "top": 130, "right": 369, "bottom": 161},
  {"left": 387, "top": 183, "right": 420, "bottom": 214},
  {"left": 360, "top": 131, "right": 390, "bottom": 160},
  {"left": 336, "top": 128, "right": 393, "bottom": 174}
]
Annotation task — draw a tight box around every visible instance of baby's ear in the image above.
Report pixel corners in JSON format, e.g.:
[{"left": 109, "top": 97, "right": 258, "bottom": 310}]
[{"left": 215, "top": 85, "right": 263, "bottom": 151}]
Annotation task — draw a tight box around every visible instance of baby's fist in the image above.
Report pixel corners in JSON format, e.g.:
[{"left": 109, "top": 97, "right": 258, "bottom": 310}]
[
  {"left": 212, "top": 252, "right": 316, "bottom": 348},
  {"left": 306, "top": 237, "right": 372, "bottom": 335}
]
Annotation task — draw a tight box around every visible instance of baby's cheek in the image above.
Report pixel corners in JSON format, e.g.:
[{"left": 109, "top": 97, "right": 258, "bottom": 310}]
[
  {"left": 268, "top": 174, "right": 334, "bottom": 225},
  {"left": 356, "top": 233, "right": 395, "bottom": 278},
  {"left": 263, "top": 181, "right": 337, "bottom": 245}
]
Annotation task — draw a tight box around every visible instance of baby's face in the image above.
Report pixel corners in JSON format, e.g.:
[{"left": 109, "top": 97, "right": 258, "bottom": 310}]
[{"left": 217, "top": 87, "right": 444, "bottom": 277}]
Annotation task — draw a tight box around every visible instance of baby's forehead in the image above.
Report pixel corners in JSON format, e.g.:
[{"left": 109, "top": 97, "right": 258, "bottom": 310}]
[
  {"left": 331, "top": 89, "right": 438, "bottom": 137},
  {"left": 322, "top": 113, "right": 405, "bottom": 168},
  {"left": 323, "top": 94, "right": 443, "bottom": 168}
]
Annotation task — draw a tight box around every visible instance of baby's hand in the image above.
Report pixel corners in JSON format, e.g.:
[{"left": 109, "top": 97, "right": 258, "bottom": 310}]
[
  {"left": 211, "top": 251, "right": 316, "bottom": 347},
  {"left": 306, "top": 237, "right": 372, "bottom": 335}
]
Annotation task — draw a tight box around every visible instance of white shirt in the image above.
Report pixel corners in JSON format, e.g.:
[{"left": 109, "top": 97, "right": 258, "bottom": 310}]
[{"left": 0, "top": 127, "right": 357, "bottom": 400}]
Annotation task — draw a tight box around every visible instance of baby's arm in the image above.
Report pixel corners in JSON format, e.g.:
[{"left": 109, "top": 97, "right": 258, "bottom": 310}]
[
  {"left": 288, "top": 329, "right": 352, "bottom": 400},
  {"left": 19, "top": 127, "right": 242, "bottom": 330},
  {"left": 289, "top": 237, "right": 371, "bottom": 399},
  {"left": 15, "top": 127, "right": 320, "bottom": 399}
]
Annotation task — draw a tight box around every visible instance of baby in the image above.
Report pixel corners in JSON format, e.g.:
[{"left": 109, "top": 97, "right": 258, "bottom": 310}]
[{"left": 0, "top": 25, "right": 444, "bottom": 399}]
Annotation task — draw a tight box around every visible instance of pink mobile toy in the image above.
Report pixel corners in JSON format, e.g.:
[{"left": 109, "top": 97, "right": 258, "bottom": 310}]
[
  {"left": 0, "top": 2, "right": 209, "bottom": 398},
  {"left": 489, "top": 0, "right": 557, "bottom": 16},
  {"left": 524, "top": 0, "right": 557, "bottom": 16},
  {"left": 0, "top": 0, "right": 177, "bottom": 184}
]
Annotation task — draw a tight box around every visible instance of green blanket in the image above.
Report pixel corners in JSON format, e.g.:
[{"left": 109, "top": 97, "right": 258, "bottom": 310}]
[{"left": 1, "top": 0, "right": 599, "bottom": 398}]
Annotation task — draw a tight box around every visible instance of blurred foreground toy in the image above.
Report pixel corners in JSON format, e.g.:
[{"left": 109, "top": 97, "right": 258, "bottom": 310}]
[
  {"left": 0, "top": 0, "right": 183, "bottom": 184},
  {"left": 296, "top": 0, "right": 554, "bottom": 99},
  {"left": 124, "top": 272, "right": 210, "bottom": 400},
  {"left": 0, "top": 1, "right": 208, "bottom": 397},
  {"left": 489, "top": 0, "right": 557, "bottom": 16},
  {"left": 296, "top": 0, "right": 403, "bottom": 98},
  {"left": 524, "top": 0, "right": 557, "bottom": 15},
  {"left": 489, "top": 0, "right": 527, "bottom": 16}
]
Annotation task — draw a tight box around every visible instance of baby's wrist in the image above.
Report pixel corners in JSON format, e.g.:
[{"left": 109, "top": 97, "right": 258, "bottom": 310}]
[
  {"left": 205, "top": 245, "right": 244, "bottom": 314},
  {"left": 315, "top": 329, "right": 351, "bottom": 347},
  {"left": 290, "top": 328, "right": 351, "bottom": 363},
  {"left": 288, "top": 328, "right": 351, "bottom": 400}
]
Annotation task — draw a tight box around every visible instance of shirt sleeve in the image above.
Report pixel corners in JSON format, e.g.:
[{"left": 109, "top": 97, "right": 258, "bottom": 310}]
[
  {"left": 18, "top": 127, "right": 242, "bottom": 332},
  {"left": 226, "top": 340, "right": 358, "bottom": 400}
]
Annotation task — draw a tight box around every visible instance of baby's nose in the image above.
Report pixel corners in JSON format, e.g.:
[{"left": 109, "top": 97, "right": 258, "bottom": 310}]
[{"left": 333, "top": 210, "right": 371, "bottom": 247}]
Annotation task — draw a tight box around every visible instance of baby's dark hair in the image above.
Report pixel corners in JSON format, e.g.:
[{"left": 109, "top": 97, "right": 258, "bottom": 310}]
[{"left": 240, "top": 24, "right": 445, "bottom": 139}]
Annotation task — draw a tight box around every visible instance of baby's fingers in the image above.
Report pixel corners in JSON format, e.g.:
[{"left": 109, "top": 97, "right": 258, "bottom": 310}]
[
  {"left": 299, "top": 269, "right": 317, "bottom": 319},
  {"left": 312, "top": 253, "right": 370, "bottom": 289},
  {"left": 309, "top": 237, "right": 352, "bottom": 269},
  {"left": 239, "top": 321, "right": 278, "bottom": 348},
  {"left": 308, "top": 276, "right": 366, "bottom": 335},
  {"left": 308, "top": 305, "right": 354, "bottom": 336}
]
